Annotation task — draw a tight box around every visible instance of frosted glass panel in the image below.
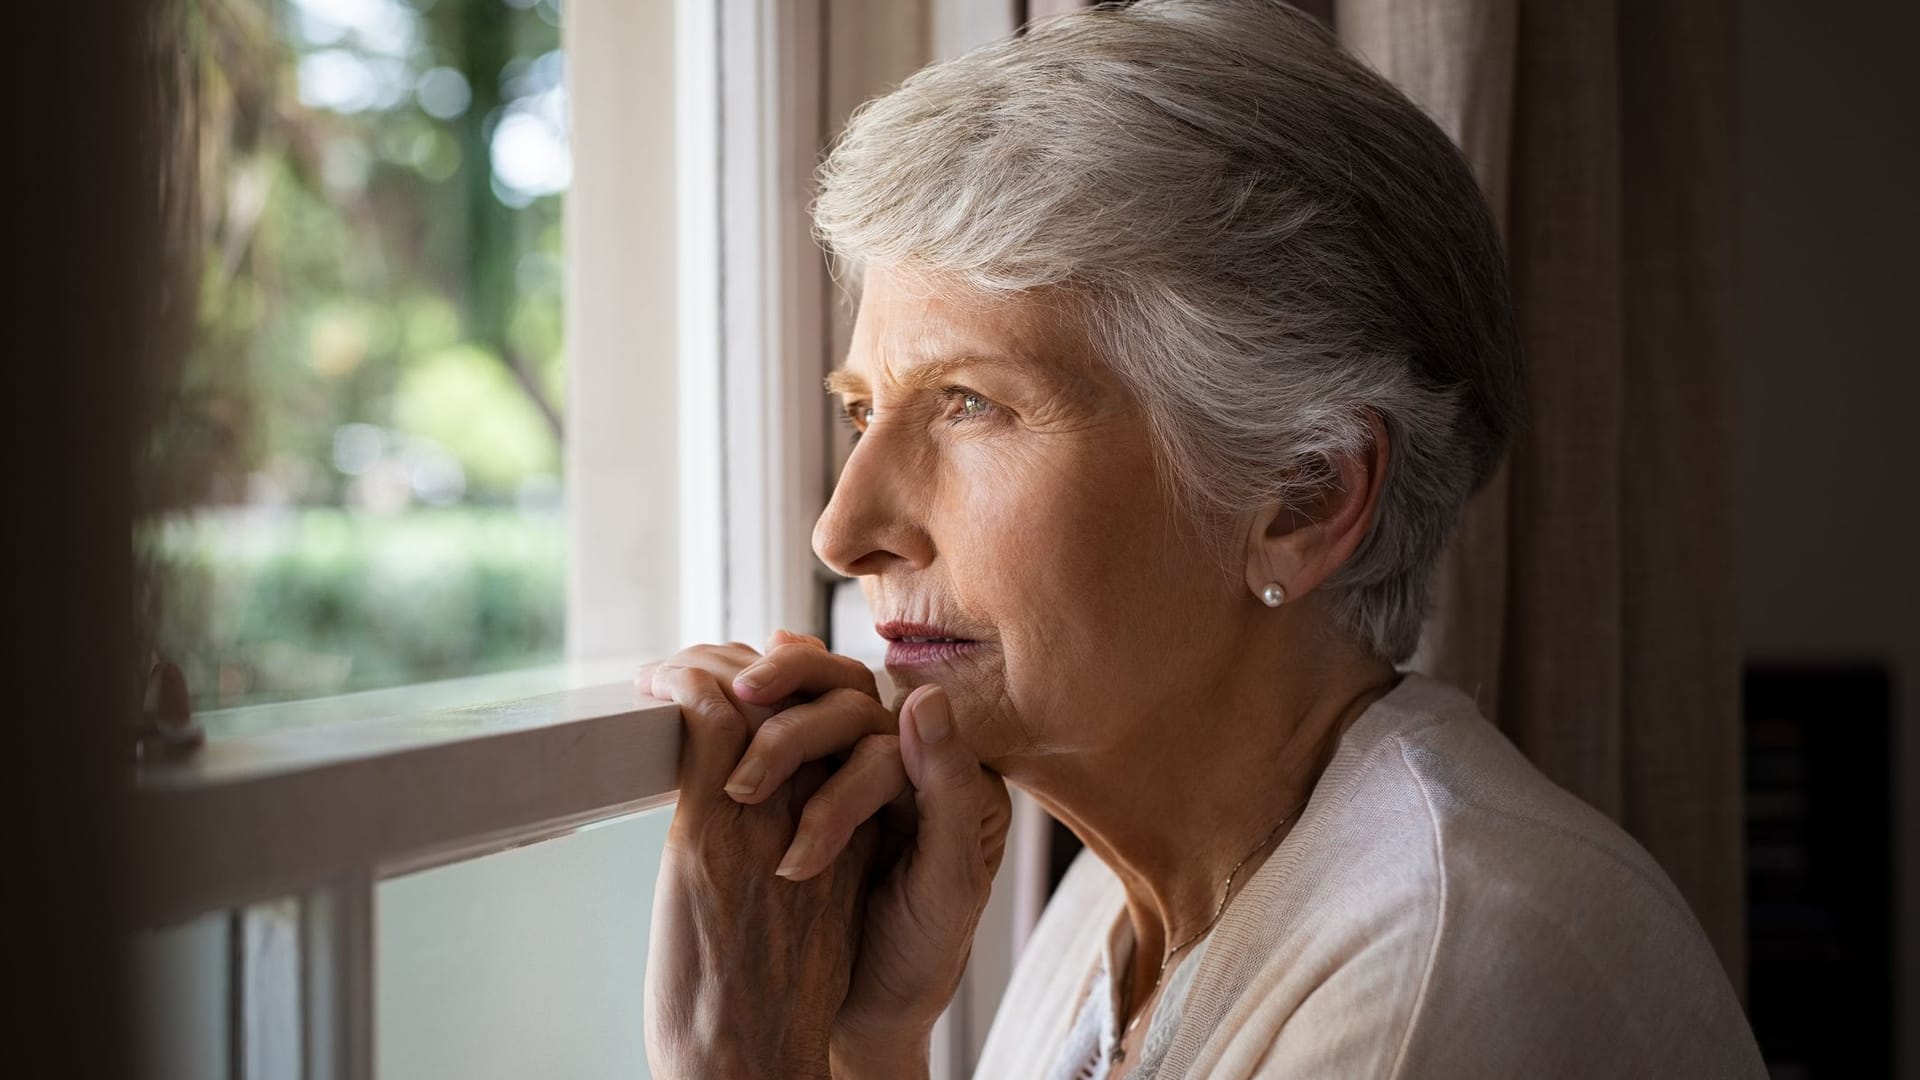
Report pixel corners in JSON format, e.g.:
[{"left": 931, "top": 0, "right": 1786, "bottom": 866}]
[
  {"left": 130, "top": 912, "right": 230, "bottom": 1080},
  {"left": 378, "top": 807, "right": 672, "bottom": 1080}
]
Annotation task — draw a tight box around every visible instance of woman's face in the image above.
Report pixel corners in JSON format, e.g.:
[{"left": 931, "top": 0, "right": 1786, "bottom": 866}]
[{"left": 813, "top": 265, "right": 1250, "bottom": 770}]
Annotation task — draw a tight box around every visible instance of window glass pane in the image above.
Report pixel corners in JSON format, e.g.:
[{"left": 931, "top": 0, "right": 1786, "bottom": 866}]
[
  {"left": 146, "top": 0, "right": 568, "bottom": 714},
  {"left": 376, "top": 807, "right": 672, "bottom": 1079},
  {"left": 130, "top": 913, "right": 231, "bottom": 1080}
]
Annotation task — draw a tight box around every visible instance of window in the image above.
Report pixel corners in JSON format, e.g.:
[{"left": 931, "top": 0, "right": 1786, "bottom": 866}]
[
  {"left": 132, "top": 3, "right": 1039, "bottom": 1079},
  {"left": 144, "top": 0, "right": 570, "bottom": 715}
]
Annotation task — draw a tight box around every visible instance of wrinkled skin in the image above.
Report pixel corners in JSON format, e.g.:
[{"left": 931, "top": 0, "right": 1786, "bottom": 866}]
[
  {"left": 642, "top": 646, "right": 883, "bottom": 1079},
  {"left": 642, "top": 261, "right": 1395, "bottom": 1076},
  {"left": 641, "top": 636, "right": 1009, "bottom": 1077}
]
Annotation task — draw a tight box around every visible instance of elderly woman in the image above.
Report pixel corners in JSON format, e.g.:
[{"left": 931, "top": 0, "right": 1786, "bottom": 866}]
[{"left": 639, "top": 2, "right": 1766, "bottom": 1077}]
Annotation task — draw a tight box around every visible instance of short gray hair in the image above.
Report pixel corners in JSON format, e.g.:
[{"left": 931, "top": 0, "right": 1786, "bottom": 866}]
[{"left": 814, "top": 0, "right": 1521, "bottom": 663}]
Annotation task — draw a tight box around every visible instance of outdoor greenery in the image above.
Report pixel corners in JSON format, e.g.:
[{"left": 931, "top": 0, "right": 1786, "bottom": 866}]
[
  {"left": 148, "top": 509, "right": 565, "bottom": 706},
  {"left": 148, "top": 0, "right": 572, "bottom": 710}
]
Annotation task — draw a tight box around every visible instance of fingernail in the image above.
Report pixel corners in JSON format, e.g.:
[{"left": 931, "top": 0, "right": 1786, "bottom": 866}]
[
  {"left": 916, "top": 690, "right": 951, "bottom": 744},
  {"left": 724, "top": 758, "right": 765, "bottom": 797},
  {"left": 775, "top": 835, "right": 814, "bottom": 879},
  {"left": 735, "top": 661, "right": 775, "bottom": 691}
]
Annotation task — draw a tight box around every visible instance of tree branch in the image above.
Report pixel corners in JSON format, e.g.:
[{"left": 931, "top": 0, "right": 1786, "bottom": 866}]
[{"left": 500, "top": 345, "right": 564, "bottom": 443}]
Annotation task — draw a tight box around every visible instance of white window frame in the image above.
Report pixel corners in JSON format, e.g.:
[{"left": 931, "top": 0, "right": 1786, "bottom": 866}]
[
  {"left": 134, "top": 3, "right": 1048, "bottom": 1078},
  {"left": 137, "top": 685, "right": 682, "bottom": 1079},
  {"left": 673, "top": 0, "right": 833, "bottom": 649}
]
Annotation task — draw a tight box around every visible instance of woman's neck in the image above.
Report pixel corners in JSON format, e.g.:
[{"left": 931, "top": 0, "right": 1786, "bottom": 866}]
[{"left": 1011, "top": 633, "right": 1402, "bottom": 1008}]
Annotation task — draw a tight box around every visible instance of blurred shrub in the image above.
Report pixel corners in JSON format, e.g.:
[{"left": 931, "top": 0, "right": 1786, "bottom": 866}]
[
  {"left": 393, "top": 344, "right": 558, "bottom": 493},
  {"left": 146, "top": 507, "right": 565, "bottom": 709}
]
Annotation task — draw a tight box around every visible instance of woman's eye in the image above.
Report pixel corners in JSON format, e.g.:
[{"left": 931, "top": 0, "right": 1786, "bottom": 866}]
[
  {"left": 947, "top": 388, "right": 995, "bottom": 422},
  {"left": 838, "top": 402, "right": 872, "bottom": 441}
]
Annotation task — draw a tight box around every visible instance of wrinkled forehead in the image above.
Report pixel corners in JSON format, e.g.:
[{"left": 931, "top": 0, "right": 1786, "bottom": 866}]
[{"left": 835, "top": 265, "right": 1112, "bottom": 393}]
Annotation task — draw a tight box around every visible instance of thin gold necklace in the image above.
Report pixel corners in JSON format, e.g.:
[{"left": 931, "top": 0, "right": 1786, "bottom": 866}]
[{"left": 1108, "top": 795, "right": 1310, "bottom": 1065}]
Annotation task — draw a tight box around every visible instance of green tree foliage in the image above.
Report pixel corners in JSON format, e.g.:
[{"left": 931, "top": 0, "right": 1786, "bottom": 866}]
[
  {"left": 149, "top": 0, "right": 571, "bottom": 711},
  {"left": 148, "top": 509, "right": 565, "bottom": 708}
]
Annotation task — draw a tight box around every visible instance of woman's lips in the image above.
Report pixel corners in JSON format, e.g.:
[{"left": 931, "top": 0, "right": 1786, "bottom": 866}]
[
  {"left": 875, "top": 620, "right": 986, "bottom": 669},
  {"left": 883, "top": 639, "right": 985, "bottom": 669}
]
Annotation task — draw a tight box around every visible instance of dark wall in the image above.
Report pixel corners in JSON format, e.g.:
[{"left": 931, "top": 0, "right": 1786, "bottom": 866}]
[
  {"left": 7, "top": 1, "right": 148, "bottom": 1075},
  {"left": 1736, "top": 1, "right": 1920, "bottom": 1076}
]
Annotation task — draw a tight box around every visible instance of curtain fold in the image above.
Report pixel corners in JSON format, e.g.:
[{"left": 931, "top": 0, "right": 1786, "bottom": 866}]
[{"left": 1342, "top": 0, "right": 1745, "bottom": 990}]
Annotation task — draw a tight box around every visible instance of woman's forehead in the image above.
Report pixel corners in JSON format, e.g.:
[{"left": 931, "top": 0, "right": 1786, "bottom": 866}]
[{"left": 835, "top": 269, "right": 1105, "bottom": 393}]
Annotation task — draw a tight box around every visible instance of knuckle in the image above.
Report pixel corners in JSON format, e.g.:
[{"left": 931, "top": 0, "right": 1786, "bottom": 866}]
[
  {"left": 850, "top": 732, "right": 902, "bottom": 760},
  {"left": 753, "top": 712, "right": 808, "bottom": 758},
  {"left": 816, "top": 686, "right": 868, "bottom": 710},
  {"left": 765, "top": 641, "right": 813, "bottom": 665},
  {"left": 767, "top": 642, "right": 877, "bottom": 696},
  {"left": 797, "top": 793, "right": 848, "bottom": 842},
  {"left": 694, "top": 712, "right": 749, "bottom": 745},
  {"left": 682, "top": 683, "right": 746, "bottom": 737},
  {"left": 833, "top": 655, "right": 881, "bottom": 697},
  {"left": 849, "top": 738, "right": 907, "bottom": 785},
  {"left": 821, "top": 686, "right": 890, "bottom": 725},
  {"left": 678, "top": 642, "right": 755, "bottom": 670},
  {"left": 688, "top": 815, "right": 757, "bottom": 866},
  {"left": 650, "top": 665, "right": 691, "bottom": 697},
  {"left": 697, "top": 698, "right": 745, "bottom": 735},
  {"left": 931, "top": 748, "right": 977, "bottom": 783}
]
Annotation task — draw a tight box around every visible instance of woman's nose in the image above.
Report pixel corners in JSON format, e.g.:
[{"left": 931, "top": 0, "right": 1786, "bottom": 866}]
[{"left": 811, "top": 440, "right": 932, "bottom": 578}]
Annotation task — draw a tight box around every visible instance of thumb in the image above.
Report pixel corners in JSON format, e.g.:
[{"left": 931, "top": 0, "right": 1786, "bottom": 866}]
[{"left": 899, "top": 684, "right": 992, "bottom": 903}]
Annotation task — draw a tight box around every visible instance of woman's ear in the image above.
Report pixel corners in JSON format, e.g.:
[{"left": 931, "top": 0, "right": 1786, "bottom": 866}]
[{"left": 1242, "top": 410, "right": 1391, "bottom": 603}]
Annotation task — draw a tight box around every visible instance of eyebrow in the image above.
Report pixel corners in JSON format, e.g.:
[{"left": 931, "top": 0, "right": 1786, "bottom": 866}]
[{"left": 823, "top": 353, "right": 1036, "bottom": 398}]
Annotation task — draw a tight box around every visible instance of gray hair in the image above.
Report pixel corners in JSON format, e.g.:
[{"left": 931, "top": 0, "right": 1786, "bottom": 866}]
[{"left": 813, "top": 0, "right": 1521, "bottom": 663}]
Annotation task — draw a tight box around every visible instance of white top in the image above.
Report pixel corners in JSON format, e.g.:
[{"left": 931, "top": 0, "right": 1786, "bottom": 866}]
[
  {"left": 1047, "top": 921, "right": 1210, "bottom": 1080},
  {"left": 978, "top": 672, "right": 1767, "bottom": 1079}
]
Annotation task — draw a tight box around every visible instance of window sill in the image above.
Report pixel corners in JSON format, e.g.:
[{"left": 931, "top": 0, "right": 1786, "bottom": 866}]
[{"left": 134, "top": 672, "right": 680, "bottom": 930}]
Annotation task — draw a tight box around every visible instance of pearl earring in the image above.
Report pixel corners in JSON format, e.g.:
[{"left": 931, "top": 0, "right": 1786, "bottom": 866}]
[{"left": 1260, "top": 583, "right": 1286, "bottom": 607}]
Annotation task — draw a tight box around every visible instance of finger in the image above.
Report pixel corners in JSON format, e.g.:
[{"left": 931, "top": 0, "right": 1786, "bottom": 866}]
[
  {"left": 732, "top": 641, "right": 879, "bottom": 706},
  {"left": 897, "top": 684, "right": 998, "bottom": 902},
  {"left": 764, "top": 627, "right": 827, "bottom": 652},
  {"left": 631, "top": 661, "right": 678, "bottom": 702},
  {"left": 723, "top": 687, "right": 894, "bottom": 803},
  {"left": 642, "top": 647, "right": 781, "bottom": 729},
  {"left": 649, "top": 664, "right": 751, "bottom": 815},
  {"left": 663, "top": 642, "right": 765, "bottom": 675},
  {"left": 774, "top": 735, "right": 909, "bottom": 881}
]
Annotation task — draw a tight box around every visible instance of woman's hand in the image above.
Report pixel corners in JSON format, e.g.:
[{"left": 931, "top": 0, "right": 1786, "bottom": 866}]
[
  {"left": 722, "top": 637, "right": 1013, "bottom": 1075},
  {"left": 641, "top": 653, "right": 881, "bottom": 1080}
]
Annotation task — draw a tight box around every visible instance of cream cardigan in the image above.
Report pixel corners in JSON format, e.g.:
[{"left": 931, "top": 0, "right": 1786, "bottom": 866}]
[{"left": 973, "top": 672, "right": 1767, "bottom": 1078}]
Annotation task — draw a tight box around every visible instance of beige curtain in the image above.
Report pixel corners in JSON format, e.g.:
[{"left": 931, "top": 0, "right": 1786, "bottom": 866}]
[{"left": 1340, "top": 0, "right": 1745, "bottom": 990}]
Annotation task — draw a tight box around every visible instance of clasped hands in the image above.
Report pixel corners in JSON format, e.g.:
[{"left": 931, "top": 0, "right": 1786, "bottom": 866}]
[{"left": 641, "top": 630, "right": 1012, "bottom": 1080}]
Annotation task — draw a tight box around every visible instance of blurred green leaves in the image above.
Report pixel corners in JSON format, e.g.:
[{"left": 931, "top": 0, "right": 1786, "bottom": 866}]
[
  {"left": 394, "top": 345, "right": 557, "bottom": 492},
  {"left": 148, "top": 0, "right": 575, "bottom": 711},
  {"left": 147, "top": 508, "right": 565, "bottom": 709}
]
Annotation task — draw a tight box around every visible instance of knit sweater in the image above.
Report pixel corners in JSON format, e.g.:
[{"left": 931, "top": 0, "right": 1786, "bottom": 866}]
[{"left": 973, "top": 672, "right": 1767, "bottom": 1078}]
